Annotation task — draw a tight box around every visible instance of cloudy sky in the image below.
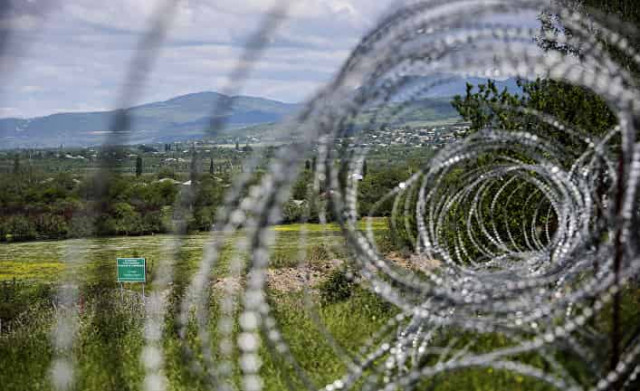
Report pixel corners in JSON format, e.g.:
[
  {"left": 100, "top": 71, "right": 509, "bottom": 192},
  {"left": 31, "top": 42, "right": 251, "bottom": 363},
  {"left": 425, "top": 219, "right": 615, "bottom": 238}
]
[
  {"left": 0, "top": 0, "right": 542, "bottom": 119},
  {"left": 0, "top": 0, "right": 406, "bottom": 118}
]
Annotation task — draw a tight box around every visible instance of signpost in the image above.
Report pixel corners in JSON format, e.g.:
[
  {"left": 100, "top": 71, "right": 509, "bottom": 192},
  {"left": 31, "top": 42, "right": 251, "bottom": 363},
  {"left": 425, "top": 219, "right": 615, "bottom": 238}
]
[
  {"left": 117, "top": 258, "right": 146, "bottom": 282},
  {"left": 116, "top": 258, "right": 146, "bottom": 303}
]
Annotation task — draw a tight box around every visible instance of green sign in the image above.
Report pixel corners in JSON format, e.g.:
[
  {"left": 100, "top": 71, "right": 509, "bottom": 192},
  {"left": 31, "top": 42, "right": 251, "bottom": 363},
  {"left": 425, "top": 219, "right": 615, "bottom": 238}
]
[{"left": 117, "top": 258, "right": 146, "bottom": 283}]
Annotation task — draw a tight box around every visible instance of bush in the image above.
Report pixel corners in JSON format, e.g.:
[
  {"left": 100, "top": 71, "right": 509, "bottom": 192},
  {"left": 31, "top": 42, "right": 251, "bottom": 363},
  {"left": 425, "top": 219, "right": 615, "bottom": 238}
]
[
  {"left": 35, "top": 213, "right": 68, "bottom": 239},
  {"left": 319, "top": 268, "right": 354, "bottom": 305},
  {"left": 6, "top": 215, "right": 37, "bottom": 241},
  {"left": 386, "top": 215, "right": 414, "bottom": 253},
  {"left": 67, "top": 214, "right": 96, "bottom": 238},
  {"left": 189, "top": 205, "right": 216, "bottom": 231},
  {"left": 157, "top": 167, "right": 177, "bottom": 180},
  {"left": 281, "top": 200, "right": 305, "bottom": 223},
  {"left": 142, "top": 210, "right": 165, "bottom": 233},
  {"left": 0, "top": 280, "right": 54, "bottom": 324}
]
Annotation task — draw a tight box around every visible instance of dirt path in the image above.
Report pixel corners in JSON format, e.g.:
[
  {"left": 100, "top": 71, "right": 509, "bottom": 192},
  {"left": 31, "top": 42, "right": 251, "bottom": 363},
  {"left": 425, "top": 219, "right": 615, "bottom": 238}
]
[{"left": 212, "top": 253, "right": 439, "bottom": 294}]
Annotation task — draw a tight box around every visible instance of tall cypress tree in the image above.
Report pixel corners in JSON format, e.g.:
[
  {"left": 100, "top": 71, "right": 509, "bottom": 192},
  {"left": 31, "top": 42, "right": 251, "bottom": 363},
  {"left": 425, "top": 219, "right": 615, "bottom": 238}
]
[
  {"left": 12, "top": 154, "right": 20, "bottom": 175},
  {"left": 135, "top": 155, "right": 143, "bottom": 177},
  {"left": 190, "top": 150, "right": 199, "bottom": 182}
]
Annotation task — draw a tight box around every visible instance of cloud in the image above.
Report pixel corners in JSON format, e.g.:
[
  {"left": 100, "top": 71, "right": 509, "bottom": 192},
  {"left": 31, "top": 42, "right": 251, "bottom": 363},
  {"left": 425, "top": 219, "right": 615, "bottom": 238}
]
[
  {"left": 0, "top": 0, "right": 539, "bottom": 118},
  {"left": 0, "top": 0, "right": 401, "bottom": 118},
  {"left": 20, "top": 85, "right": 44, "bottom": 93},
  {"left": 0, "top": 106, "right": 21, "bottom": 117}
]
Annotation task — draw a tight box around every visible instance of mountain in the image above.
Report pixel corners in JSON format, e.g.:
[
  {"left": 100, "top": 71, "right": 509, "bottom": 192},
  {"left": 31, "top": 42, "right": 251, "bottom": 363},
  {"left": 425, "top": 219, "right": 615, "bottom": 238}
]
[
  {"left": 0, "top": 92, "right": 302, "bottom": 148},
  {"left": 423, "top": 76, "right": 522, "bottom": 98},
  {"left": 381, "top": 75, "right": 522, "bottom": 101},
  {"left": 0, "top": 77, "right": 521, "bottom": 149}
]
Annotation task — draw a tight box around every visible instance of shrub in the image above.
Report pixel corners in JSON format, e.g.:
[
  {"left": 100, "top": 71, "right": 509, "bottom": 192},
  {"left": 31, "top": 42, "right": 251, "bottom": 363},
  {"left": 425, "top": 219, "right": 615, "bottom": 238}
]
[
  {"left": 319, "top": 268, "right": 354, "bottom": 305},
  {"left": 67, "top": 214, "right": 96, "bottom": 238},
  {"left": 308, "top": 243, "right": 330, "bottom": 262},
  {"left": 281, "top": 200, "right": 305, "bottom": 223},
  {"left": 157, "top": 167, "right": 177, "bottom": 180},
  {"left": 35, "top": 213, "right": 68, "bottom": 239},
  {"left": 7, "top": 215, "right": 37, "bottom": 241},
  {"left": 0, "top": 280, "right": 54, "bottom": 325}
]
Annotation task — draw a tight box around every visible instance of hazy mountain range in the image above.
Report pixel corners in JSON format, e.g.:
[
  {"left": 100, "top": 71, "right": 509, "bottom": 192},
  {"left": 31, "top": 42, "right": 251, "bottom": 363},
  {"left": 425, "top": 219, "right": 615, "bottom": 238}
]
[
  {"left": 0, "top": 92, "right": 302, "bottom": 148},
  {"left": 418, "top": 76, "right": 521, "bottom": 98},
  {"left": 0, "top": 77, "right": 521, "bottom": 148}
]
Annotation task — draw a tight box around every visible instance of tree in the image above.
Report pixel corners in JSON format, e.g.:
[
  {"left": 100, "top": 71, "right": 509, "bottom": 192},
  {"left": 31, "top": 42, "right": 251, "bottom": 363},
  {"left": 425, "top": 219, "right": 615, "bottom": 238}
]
[
  {"left": 292, "top": 169, "right": 313, "bottom": 200},
  {"left": 539, "top": 0, "right": 640, "bottom": 79},
  {"left": 450, "top": 0, "right": 636, "bottom": 146},
  {"left": 135, "top": 155, "right": 143, "bottom": 177},
  {"left": 451, "top": 78, "right": 615, "bottom": 159},
  {"left": 235, "top": 140, "right": 240, "bottom": 151},
  {"left": 362, "top": 160, "right": 368, "bottom": 178},
  {"left": 190, "top": 175, "right": 223, "bottom": 231},
  {"left": 12, "top": 155, "right": 19, "bottom": 175},
  {"left": 190, "top": 150, "right": 199, "bottom": 182},
  {"left": 209, "top": 158, "right": 215, "bottom": 175},
  {"left": 450, "top": 0, "right": 640, "bottom": 379}
]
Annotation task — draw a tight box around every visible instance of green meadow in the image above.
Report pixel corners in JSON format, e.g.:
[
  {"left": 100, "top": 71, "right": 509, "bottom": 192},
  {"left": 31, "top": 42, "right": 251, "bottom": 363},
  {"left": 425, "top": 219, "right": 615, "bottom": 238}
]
[
  {"left": 0, "top": 219, "right": 630, "bottom": 391},
  {"left": 0, "top": 219, "right": 389, "bottom": 283},
  {"left": 0, "top": 220, "right": 409, "bottom": 391}
]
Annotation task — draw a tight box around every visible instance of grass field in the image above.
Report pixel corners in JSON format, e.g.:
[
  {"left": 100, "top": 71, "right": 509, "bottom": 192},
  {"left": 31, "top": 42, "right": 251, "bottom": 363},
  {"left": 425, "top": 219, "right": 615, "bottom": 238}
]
[
  {"left": 0, "top": 219, "right": 403, "bottom": 391},
  {"left": 0, "top": 218, "right": 629, "bottom": 390},
  {"left": 0, "top": 219, "right": 388, "bottom": 283}
]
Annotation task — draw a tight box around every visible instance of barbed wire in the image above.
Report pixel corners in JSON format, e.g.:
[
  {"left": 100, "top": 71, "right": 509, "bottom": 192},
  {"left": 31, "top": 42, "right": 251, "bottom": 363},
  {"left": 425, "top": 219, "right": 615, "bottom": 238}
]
[
  {"left": 193, "top": 0, "right": 640, "bottom": 389},
  {"left": 3, "top": 0, "right": 638, "bottom": 390}
]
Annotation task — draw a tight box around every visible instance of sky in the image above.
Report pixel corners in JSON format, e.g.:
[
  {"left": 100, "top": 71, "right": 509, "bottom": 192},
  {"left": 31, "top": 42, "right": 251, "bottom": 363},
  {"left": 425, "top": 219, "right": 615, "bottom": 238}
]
[
  {"left": 0, "top": 0, "right": 540, "bottom": 119},
  {"left": 0, "top": 0, "right": 404, "bottom": 118}
]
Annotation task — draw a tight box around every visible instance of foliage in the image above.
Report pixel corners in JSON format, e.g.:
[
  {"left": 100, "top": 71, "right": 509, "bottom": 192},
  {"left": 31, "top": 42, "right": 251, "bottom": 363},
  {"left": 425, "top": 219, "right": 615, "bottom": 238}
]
[
  {"left": 319, "top": 268, "right": 355, "bottom": 304},
  {"left": 157, "top": 167, "right": 177, "bottom": 180},
  {"left": 357, "top": 166, "right": 413, "bottom": 217},
  {"left": 451, "top": 78, "right": 616, "bottom": 155},
  {"left": 0, "top": 141, "right": 435, "bottom": 243},
  {"left": 539, "top": 0, "right": 640, "bottom": 79},
  {"left": 446, "top": 75, "right": 618, "bottom": 260},
  {"left": 281, "top": 199, "right": 306, "bottom": 224},
  {"left": 0, "top": 171, "right": 180, "bottom": 241},
  {"left": 135, "top": 155, "right": 143, "bottom": 177},
  {"left": 0, "top": 280, "right": 54, "bottom": 325},
  {"left": 189, "top": 174, "right": 225, "bottom": 231}
]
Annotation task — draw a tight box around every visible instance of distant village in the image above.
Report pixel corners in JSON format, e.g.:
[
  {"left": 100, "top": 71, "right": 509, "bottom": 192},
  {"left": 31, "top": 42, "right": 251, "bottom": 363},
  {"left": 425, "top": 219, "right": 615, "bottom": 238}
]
[
  {"left": 214, "top": 122, "right": 470, "bottom": 149},
  {"left": 0, "top": 122, "right": 470, "bottom": 175},
  {"left": 357, "top": 123, "right": 469, "bottom": 147}
]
